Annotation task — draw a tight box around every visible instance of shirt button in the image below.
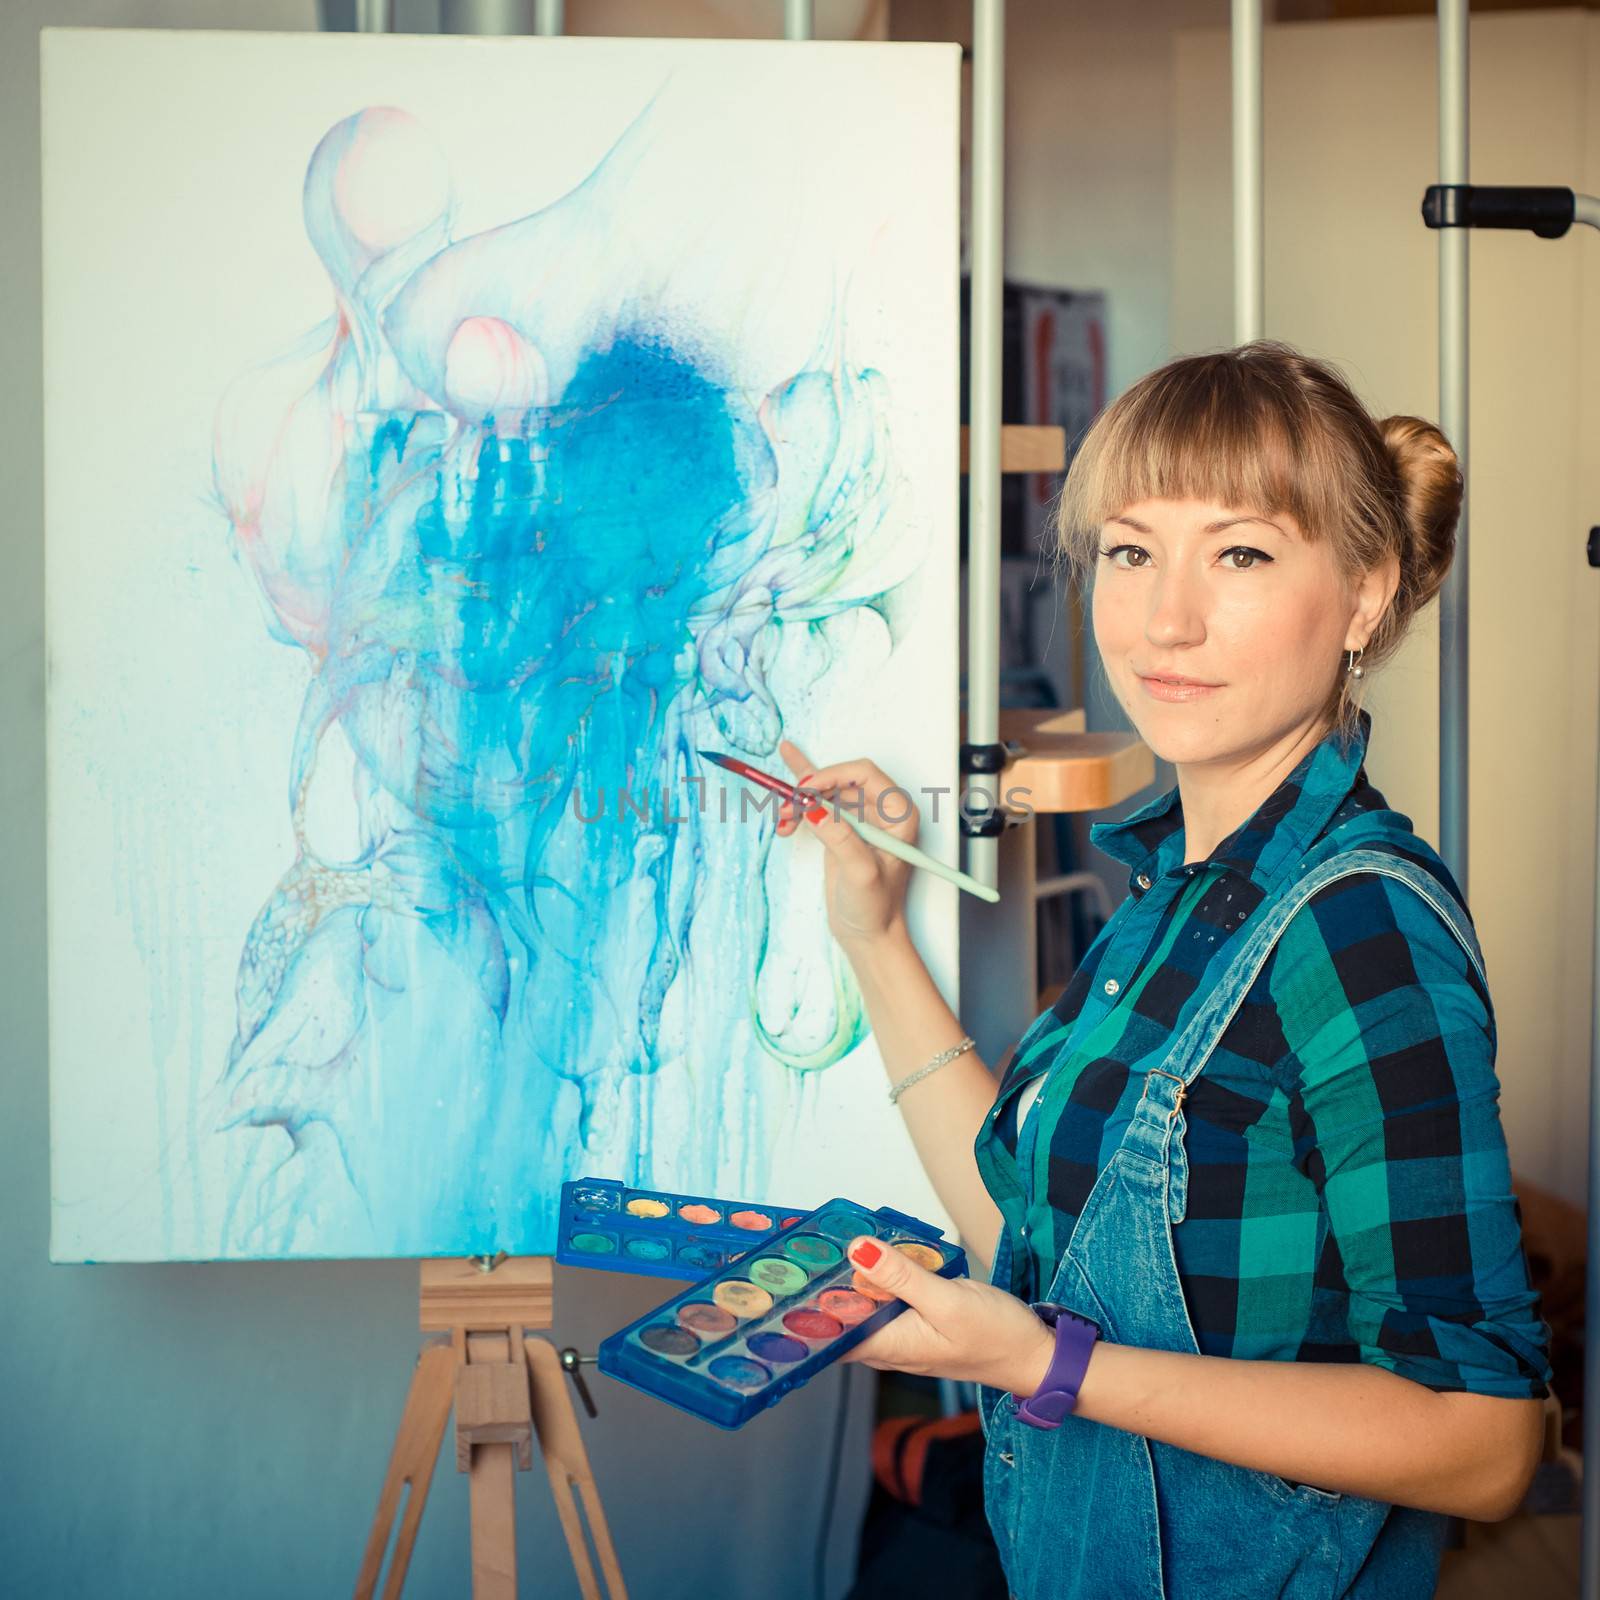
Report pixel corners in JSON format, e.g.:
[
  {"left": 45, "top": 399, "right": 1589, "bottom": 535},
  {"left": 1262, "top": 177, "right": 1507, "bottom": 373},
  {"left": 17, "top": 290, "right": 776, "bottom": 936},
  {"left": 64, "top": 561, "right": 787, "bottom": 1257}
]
[
  {"left": 1103, "top": 978, "right": 1120, "bottom": 995},
  {"left": 1135, "top": 873, "right": 1151, "bottom": 890}
]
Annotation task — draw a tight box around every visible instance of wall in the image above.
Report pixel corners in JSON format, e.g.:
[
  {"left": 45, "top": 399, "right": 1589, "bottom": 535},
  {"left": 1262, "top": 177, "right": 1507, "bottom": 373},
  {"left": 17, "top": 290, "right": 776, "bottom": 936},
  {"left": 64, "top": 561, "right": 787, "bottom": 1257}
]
[
  {"left": 2, "top": 4, "right": 872, "bottom": 1595},
  {"left": 895, "top": 4, "right": 1600, "bottom": 1211},
  {"left": 891, "top": 0, "right": 1233, "bottom": 925},
  {"left": 1171, "top": 6, "right": 1600, "bottom": 1206}
]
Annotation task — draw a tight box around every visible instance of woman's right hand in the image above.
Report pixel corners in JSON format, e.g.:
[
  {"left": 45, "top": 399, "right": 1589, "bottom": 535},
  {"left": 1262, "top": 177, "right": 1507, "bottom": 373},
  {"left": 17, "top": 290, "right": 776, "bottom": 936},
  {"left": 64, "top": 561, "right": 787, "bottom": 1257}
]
[{"left": 775, "top": 738, "right": 918, "bottom": 953}]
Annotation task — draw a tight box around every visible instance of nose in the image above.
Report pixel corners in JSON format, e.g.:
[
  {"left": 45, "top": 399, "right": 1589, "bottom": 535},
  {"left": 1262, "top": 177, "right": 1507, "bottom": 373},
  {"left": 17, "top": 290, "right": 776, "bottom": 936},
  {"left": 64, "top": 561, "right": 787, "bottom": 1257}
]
[{"left": 1144, "top": 564, "right": 1207, "bottom": 649}]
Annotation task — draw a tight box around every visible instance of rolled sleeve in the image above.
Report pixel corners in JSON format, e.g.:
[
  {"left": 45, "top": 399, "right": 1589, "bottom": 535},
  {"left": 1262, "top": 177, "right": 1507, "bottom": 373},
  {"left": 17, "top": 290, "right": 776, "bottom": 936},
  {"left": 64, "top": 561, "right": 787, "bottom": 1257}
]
[{"left": 1279, "top": 877, "right": 1554, "bottom": 1400}]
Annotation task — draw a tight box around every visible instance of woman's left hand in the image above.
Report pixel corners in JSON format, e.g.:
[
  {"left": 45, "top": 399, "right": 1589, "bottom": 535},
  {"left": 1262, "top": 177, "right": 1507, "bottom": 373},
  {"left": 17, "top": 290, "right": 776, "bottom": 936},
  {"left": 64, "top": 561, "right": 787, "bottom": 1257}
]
[{"left": 838, "top": 1235, "right": 1059, "bottom": 1397}]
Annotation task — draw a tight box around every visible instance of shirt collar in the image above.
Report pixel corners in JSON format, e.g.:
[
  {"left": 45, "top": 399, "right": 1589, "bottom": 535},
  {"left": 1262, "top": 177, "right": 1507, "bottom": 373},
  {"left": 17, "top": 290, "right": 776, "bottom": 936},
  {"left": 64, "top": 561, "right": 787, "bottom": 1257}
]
[{"left": 1088, "top": 707, "right": 1372, "bottom": 893}]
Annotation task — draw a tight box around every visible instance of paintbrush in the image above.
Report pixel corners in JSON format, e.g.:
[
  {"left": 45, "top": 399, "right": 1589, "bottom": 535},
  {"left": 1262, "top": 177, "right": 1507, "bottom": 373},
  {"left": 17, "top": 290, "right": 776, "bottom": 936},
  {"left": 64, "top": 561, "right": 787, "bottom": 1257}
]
[{"left": 697, "top": 749, "right": 1001, "bottom": 904}]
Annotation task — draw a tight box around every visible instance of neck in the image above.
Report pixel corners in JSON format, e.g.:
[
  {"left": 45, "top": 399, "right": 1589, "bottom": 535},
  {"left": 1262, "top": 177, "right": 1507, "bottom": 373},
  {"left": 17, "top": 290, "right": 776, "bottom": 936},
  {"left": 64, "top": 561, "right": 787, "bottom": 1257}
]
[{"left": 1174, "top": 718, "right": 1332, "bottom": 866}]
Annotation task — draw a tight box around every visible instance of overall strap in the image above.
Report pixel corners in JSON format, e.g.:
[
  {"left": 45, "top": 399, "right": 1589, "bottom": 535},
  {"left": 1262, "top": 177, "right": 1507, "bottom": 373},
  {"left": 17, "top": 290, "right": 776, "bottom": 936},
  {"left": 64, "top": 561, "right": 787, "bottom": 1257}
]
[{"left": 1121, "top": 845, "right": 1486, "bottom": 1224}]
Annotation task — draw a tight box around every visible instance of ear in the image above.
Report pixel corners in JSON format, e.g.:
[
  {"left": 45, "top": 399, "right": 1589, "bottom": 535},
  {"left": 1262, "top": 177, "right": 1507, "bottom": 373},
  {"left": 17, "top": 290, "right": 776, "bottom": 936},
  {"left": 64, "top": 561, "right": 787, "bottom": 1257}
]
[{"left": 1348, "top": 551, "right": 1400, "bottom": 650}]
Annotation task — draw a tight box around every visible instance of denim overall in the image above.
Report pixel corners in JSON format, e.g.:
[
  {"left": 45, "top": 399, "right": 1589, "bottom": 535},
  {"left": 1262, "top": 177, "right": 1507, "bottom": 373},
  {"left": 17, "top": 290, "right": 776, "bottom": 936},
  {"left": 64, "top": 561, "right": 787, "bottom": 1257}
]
[{"left": 977, "top": 836, "right": 1487, "bottom": 1600}]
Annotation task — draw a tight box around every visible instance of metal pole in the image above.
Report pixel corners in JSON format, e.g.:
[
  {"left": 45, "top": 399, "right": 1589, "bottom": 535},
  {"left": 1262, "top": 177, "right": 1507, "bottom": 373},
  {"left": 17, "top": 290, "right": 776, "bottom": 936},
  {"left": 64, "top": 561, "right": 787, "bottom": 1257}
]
[
  {"left": 1582, "top": 225, "right": 1600, "bottom": 1591},
  {"left": 784, "top": 0, "right": 813, "bottom": 40},
  {"left": 1437, "top": 0, "right": 1469, "bottom": 893},
  {"left": 1582, "top": 191, "right": 1600, "bottom": 1600},
  {"left": 440, "top": 0, "right": 532, "bottom": 30},
  {"left": 1580, "top": 694, "right": 1593, "bottom": 1593},
  {"left": 966, "top": 0, "right": 1004, "bottom": 893},
  {"left": 952, "top": 0, "right": 1018, "bottom": 1345},
  {"left": 1231, "top": 0, "right": 1263, "bottom": 341},
  {"left": 534, "top": 0, "right": 564, "bottom": 34},
  {"left": 355, "top": 0, "right": 393, "bottom": 31}
]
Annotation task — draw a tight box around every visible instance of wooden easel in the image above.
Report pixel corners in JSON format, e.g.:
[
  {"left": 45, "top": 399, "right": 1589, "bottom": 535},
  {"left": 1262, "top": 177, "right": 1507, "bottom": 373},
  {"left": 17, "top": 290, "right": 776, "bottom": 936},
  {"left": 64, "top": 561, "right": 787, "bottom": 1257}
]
[
  {"left": 356, "top": 1255, "right": 627, "bottom": 1600},
  {"left": 351, "top": 430, "right": 1140, "bottom": 1595}
]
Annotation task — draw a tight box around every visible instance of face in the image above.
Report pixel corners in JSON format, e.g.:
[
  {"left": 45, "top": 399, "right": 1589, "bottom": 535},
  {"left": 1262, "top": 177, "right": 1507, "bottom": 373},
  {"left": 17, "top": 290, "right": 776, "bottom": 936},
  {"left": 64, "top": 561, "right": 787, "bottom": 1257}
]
[{"left": 1091, "top": 496, "right": 1392, "bottom": 770}]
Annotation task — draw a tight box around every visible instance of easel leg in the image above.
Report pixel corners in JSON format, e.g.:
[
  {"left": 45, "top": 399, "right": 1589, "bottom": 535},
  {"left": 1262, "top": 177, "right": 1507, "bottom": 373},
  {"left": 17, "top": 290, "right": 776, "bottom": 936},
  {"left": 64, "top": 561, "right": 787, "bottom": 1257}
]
[
  {"left": 362, "top": 1258, "right": 627, "bottom": 1598},
  {"left": 464, "top": 1330, "right": 523, "bottom": 1600},
  {"left": 526, "top": 1337, "right": 629, "bottom": 1600},
  {"left": 355, "top": 1340, "right": 456, "bottom": 1600}
]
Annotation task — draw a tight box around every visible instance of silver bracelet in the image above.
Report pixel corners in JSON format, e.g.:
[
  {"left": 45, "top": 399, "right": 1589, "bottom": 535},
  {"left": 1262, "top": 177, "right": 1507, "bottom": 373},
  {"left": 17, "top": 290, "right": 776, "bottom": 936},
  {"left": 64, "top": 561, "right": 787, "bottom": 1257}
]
[{"left": 888, "top": 1036, "right": 976, "bottom": 1105}]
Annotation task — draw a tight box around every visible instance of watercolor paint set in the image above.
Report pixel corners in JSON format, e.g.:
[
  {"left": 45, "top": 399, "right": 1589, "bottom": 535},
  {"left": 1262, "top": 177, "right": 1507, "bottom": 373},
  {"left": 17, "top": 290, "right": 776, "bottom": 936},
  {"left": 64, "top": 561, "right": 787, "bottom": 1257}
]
[
  {"left": 555, "top": 1177, "right": 810, "bottom": 1282},
  {"left": 597, "top": 1197, "right": 967, "bottom": 1428}
]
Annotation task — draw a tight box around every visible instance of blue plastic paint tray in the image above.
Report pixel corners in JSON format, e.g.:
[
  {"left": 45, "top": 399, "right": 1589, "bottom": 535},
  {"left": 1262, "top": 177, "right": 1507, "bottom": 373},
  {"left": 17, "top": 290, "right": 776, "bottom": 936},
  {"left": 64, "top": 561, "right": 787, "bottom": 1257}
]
[
  {"left": 555, "top": 1177, "right": 810, "bottom": 1282},
  {"left": 597, "top": 1196, "right": 966, "bottom": 1428}
]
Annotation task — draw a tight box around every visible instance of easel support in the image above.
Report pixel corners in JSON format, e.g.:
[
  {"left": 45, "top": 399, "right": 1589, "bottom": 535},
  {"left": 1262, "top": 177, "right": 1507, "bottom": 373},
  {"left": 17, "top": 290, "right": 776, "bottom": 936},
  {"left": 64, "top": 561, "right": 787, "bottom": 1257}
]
[{"left": 356, "top": 1257, "right": 626, "bottom": 1600}]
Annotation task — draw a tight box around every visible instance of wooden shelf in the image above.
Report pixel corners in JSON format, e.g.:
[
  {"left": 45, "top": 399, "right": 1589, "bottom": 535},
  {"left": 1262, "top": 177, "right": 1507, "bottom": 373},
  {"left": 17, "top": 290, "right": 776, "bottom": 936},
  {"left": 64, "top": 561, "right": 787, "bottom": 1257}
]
[
  {"left": 963, "top": 707, "right": 1155, "bottom": 816},
  {"left": 959, "top": 424, "right": 1067, "bottom": 475}
]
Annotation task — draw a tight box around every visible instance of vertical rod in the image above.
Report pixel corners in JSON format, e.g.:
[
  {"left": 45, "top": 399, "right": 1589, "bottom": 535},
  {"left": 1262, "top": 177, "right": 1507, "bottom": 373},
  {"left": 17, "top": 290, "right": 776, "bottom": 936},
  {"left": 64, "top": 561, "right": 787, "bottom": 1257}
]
[
  {"left": 1437, "top": 0, "right": 1469, "bottom": 894},
  {"left": 534, "top": 0, "right": 564, "bottom": 34},
  {"left": 960, "top": 0, "right": 998, "bottom": 889},
  {"left": 784, "top": 0, "right": 814, "bottom": 40},
  {"left": 1584, "top": 170, "right": 1600, "bottom": 1600},
  {"left": 966, "top": 0, "right": 1004, "bottom": 891},
  {"left": 1231, "top": 0, "right": 1263, "bottom": 341},
  {"left": 355, "top": 0, "right": 393, "bottom": 31},
  {"left": 441, "top": 0, "right": 531, "bottom": 30},
  {"left": 1589, "top": 679, "right": 1600, "bottom": 1600}
]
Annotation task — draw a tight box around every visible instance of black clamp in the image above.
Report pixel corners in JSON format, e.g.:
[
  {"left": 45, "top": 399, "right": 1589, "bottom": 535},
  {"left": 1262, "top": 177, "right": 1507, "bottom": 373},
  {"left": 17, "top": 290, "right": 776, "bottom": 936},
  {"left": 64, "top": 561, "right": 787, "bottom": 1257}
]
[
  {"left": 1422, "top": 184, "right": 1575, "bottom": 240},
  {"left": 1588, "top": 527, "right": 1600, "bottom": 570},
  {"left": 960, "top": 740, "right": 1010, "bottom": 776},
  {"left": 958, "top": 739, "right": 1025, "bottom": 838}
]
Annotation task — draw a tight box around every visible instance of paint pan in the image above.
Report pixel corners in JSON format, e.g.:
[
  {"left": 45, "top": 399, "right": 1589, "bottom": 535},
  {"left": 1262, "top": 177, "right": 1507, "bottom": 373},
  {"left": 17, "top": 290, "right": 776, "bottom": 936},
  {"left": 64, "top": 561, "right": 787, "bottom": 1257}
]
[
  {"left": 597, "top": 1197, "right": 966, "bottom": 1428},
  {"left": 555, "top": 1177, "right": 809, "bottom": 1283}
]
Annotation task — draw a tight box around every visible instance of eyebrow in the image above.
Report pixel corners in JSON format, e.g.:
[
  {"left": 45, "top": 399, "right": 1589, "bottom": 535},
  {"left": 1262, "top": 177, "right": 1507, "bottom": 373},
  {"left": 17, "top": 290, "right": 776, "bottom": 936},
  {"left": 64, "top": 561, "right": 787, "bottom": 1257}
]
[{"left": 1107, "top": 514, "right": 1285, "bottom": 537}]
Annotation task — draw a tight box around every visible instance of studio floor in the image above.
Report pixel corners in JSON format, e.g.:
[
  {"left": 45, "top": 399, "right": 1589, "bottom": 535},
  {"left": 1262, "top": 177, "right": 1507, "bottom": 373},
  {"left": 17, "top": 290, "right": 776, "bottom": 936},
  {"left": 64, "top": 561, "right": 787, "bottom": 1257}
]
[{"left": 1435, "top": 1513, "right": 1580, "bottom": 1598}]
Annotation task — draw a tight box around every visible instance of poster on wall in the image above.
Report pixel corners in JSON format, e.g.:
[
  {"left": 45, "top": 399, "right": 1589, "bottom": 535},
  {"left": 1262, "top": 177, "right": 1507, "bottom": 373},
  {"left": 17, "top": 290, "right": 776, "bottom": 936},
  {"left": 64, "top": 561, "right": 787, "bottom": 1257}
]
[
  {"left": 1016, "top": 286, "right": 1107, "bottom": 555},
  {"left": 43, "top": 29, "right": 960, "bottom": 1263}
]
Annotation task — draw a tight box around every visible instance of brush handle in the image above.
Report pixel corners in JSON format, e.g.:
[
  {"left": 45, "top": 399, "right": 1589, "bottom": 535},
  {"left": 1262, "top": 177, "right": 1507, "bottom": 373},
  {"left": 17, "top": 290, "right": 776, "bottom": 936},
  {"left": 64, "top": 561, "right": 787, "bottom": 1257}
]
[
  {"left": 698, "top": 749, "right": 1001, "bottom": 903},
  {"left": 841, "top": 813, "right": 1001, "bottom": 904}
]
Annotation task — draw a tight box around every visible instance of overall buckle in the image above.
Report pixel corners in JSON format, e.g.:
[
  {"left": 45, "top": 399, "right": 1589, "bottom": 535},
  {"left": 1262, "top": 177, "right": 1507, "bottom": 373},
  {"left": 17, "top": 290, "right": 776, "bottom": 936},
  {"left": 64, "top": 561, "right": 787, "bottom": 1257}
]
[{"left": 1141, "top": 1068, "right": 1187, "bottom": 1120}]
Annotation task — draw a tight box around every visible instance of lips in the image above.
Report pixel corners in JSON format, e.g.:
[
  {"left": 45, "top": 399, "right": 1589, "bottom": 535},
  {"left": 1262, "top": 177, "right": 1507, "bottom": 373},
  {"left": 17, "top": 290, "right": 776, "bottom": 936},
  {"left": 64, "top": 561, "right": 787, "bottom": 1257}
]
[
  {"left": 1136, "top": 672, "right": 1222, "bottom": 703},
  {"left": 1138, "top": 673, "right": 1220, "bottom": 688}
]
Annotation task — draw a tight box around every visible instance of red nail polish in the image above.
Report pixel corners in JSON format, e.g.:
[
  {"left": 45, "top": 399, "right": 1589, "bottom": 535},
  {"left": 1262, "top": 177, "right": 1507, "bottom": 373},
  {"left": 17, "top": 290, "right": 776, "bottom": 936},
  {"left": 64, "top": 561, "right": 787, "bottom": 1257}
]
[
  {"left": 805, "top": 806, "right": 828, "bottom": 825},
  {"left": 851, "top": 1239, "right": 882, "bottom": 1268}
]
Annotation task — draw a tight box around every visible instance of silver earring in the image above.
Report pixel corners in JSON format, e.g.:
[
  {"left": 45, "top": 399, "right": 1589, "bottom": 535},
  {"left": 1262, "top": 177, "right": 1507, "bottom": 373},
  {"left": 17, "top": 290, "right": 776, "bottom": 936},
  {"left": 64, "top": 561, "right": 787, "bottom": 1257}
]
[{"left": 1346, "top": 647, "right": 1365, "bottom": 679}]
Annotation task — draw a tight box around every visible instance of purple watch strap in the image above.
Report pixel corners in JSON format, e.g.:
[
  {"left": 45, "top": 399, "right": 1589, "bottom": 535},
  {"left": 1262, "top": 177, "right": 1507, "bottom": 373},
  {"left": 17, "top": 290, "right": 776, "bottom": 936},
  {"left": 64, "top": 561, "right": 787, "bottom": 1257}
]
[{"left": 1013, "top": 1305, "right": 1099, "bottom": 1430}]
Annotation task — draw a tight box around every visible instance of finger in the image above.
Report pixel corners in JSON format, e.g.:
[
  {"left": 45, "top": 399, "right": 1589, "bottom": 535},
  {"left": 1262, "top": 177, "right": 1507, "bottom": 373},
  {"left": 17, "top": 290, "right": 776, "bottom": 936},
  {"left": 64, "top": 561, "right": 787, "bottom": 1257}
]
[
  {"left": 845, "top": 1235, "right": 952, "bottom": 1316},
  {"left": 801, "top": 800, "right": 888, "bottom": 877},
  {"left": 838, "top": 1344, "right": 893, "bottom": 1370},
  {"left": 838, "top": 1316, "right": 921, "bottom": 1371},
  {"left": 796, "top": 777, "right": 918, "bottom": 851},
  {"left": 774, "top": 742, "right": 915, "bottom": 832},
  {"left": 777, "top": 739, "right": 817, "bottom": 783},
  {"left": 774, "top": 741, "right": 832, "bottom": 820}
]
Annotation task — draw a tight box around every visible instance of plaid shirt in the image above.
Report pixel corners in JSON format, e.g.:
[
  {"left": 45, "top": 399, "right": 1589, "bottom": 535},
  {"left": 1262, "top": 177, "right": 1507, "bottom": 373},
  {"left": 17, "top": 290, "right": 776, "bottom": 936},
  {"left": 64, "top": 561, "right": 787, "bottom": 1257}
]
[{"left": 976, "top": 707, "right": 1553, "bottom": 1399}]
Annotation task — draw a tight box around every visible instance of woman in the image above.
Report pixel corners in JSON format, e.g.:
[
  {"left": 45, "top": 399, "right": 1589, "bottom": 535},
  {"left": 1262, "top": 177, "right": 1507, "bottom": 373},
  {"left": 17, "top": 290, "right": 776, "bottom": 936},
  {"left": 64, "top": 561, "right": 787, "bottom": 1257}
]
[{"left": 773, "top": 341, "right": 1554, "bottom": 1599}]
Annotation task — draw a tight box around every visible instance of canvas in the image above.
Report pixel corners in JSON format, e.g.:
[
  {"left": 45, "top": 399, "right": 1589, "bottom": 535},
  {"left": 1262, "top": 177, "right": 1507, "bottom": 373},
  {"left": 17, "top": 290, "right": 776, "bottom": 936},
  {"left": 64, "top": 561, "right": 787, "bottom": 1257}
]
[{"left": 44, "top": 28, "right": 960, "bottom": 1262}]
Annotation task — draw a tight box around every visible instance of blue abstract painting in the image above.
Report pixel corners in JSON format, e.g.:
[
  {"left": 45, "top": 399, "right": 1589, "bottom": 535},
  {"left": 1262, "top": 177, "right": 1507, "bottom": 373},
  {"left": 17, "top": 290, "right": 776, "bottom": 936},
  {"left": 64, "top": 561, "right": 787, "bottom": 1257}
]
[{"left": 45, "top": 30, "right": 959, "bottom": 1261}]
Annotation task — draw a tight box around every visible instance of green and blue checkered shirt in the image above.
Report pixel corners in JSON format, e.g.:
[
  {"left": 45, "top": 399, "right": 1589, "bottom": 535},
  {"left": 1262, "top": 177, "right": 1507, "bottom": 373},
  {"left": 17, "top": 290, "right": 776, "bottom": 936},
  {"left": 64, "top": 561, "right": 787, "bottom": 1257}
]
[{"left": 976, "top": 707, "right": 1553, "bottom": 1398}]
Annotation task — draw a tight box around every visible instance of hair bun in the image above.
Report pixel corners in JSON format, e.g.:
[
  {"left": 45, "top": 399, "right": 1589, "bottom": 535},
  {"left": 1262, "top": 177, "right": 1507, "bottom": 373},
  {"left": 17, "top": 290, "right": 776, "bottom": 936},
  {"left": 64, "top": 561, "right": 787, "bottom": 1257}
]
[{"left": 1378, "top": 415, "right": 1461, "bottom": 611}]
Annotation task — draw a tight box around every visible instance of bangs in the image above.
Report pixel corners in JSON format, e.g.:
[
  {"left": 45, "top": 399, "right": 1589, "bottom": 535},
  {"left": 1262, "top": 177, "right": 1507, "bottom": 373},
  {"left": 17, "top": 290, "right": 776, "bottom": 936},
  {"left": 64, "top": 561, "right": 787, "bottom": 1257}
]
[{"left": 1053, "top": 348, "right": 1360, "bottom": 589}]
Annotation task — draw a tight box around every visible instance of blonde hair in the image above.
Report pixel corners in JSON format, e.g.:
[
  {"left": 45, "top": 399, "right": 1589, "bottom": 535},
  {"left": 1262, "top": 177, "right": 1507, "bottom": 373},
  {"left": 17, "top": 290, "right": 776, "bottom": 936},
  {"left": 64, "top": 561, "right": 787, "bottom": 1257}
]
[{"left": 1053, "top": 339, "right": 1462, "bottom": 754}]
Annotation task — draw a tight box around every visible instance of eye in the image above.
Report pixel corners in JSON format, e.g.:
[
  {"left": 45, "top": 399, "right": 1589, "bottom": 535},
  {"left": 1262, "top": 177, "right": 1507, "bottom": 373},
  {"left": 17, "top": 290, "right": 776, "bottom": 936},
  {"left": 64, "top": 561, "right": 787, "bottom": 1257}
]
[
  {"left": 1096, "top": 544, "right": 1148, "bottom": 568},
  {"left": 1222, "top": 545, "right": 1272, "bottom": 570}
]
